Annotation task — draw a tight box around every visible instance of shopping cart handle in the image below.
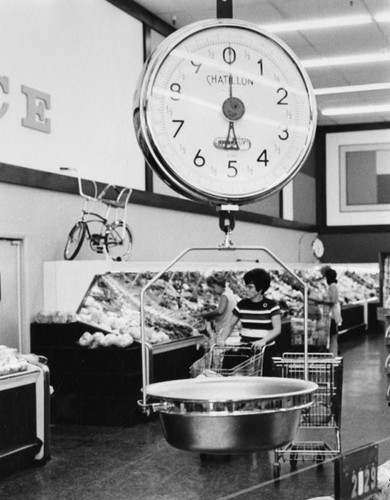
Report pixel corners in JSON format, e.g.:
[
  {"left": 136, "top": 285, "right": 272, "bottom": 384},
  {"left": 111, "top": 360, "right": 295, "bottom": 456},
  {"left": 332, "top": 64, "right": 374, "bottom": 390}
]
[{"left": 250, "top": 341, "right": 275, "bottom": 352}]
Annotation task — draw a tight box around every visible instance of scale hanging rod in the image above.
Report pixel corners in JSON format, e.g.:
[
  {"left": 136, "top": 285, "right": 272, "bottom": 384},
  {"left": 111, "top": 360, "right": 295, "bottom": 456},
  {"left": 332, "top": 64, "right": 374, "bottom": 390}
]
[
  {"left": 217, "top": 0, "right": 233, "bottom": 19},
  {"left": 217, "top": 204, "right": 239, "bottom": 247}
]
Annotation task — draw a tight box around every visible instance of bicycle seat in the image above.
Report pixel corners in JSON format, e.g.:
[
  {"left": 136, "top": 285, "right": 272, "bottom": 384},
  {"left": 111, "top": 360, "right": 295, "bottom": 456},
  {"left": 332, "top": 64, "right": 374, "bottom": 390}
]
[
  {"left": 101, "top": 187, "right": 132, "bottom": 208},
  {"left": 102, "top": 199, "right": 127, "bottom": 208}
]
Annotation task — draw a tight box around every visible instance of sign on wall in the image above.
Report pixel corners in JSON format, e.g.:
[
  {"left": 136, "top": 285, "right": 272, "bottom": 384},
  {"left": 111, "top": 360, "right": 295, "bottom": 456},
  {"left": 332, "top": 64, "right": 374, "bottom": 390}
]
[{"left": 326, "top": 129, "right": 390, "bottom": 226}]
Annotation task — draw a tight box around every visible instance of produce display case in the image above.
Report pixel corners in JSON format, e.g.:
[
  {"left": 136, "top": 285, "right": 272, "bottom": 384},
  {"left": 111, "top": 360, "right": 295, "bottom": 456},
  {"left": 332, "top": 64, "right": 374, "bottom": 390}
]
[
  {"left": 42, "top": 260, "right": 379, "bottom": 343},
  {"left": 72, "top": 264, "right": 378, "bottom": 345},
  {"left": 76, "top": 271, "right": 206, "bottom": 350},
  {"left": 34, "top": 260, "right": 378, "bottom": 426},
  {"left": 0, "top": 356, "right": 50, "bottom": 476}
]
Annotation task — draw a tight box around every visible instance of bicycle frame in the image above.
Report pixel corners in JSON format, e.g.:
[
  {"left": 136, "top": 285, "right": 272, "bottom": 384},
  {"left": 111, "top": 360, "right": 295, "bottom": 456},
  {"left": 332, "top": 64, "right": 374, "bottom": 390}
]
[{"left": 78, "top": 200, "right": 109, "bottom": 249}]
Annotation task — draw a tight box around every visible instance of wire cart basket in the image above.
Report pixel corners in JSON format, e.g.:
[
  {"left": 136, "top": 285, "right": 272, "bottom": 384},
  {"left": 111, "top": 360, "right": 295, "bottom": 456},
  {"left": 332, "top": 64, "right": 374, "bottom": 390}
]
[
  {"left": 189, "top": 344, "right": 267, "bottom": 378},
  {"left": 272, "top": 352, "right": 343, "bottom": 478},
  {"left": 290, "top": 303, "right": 332, "bottom": 350}
]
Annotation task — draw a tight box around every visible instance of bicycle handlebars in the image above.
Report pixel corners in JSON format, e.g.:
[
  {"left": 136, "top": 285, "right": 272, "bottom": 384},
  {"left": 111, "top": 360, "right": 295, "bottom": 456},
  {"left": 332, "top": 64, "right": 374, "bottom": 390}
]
[
  {"left": 60, "top": 167, "right": 98, "bottom": 201},
  {"left": 60, "top": 167, "right": 132, "bottom": 207}
]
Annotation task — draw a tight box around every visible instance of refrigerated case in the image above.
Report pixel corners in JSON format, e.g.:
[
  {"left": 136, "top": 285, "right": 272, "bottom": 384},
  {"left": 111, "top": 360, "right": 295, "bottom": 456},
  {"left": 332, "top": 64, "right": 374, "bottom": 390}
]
[
  {"left": 0, "top": 359, "right": 50, "bottom": 476},
  {"left": 42, "top": 261, "right": 378, "bottom": 342},
  {"left": 30, "top": 321, "right": 203, "bottom": 426},
  {"left": 33, "top": 260, "right": 378, "bottom": 426}
]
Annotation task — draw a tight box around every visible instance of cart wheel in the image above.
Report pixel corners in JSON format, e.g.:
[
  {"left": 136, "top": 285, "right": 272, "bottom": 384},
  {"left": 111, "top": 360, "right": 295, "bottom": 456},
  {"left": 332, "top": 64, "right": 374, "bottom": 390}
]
[
  {"left": 289, "top": 455, "right": 298, "bottom": 468},
  {"left": 316, "top": 453, "right": 325, "bottom": 464},
  {"left": 273, "top": 463, "right": 281, "bottom": 480}
]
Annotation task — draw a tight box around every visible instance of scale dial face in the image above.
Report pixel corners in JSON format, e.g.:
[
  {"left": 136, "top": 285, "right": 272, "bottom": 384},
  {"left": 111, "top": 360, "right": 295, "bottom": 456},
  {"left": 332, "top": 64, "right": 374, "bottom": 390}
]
[{"left": 134, "top": 19, "right": 317, "bottom": 205}]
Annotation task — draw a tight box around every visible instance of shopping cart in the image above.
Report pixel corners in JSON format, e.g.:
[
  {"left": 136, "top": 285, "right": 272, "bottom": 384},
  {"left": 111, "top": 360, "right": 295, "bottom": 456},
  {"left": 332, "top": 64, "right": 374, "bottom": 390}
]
[
  {"left": 189, "top": 344, "right": 267, "bottom": 377},
  {"left": 272, "top": 352, "right": 343, "bottom": 478}
]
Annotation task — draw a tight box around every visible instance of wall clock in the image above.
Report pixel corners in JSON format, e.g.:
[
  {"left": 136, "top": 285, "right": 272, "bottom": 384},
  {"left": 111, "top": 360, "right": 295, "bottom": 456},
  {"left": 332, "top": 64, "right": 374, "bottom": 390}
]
[
  {"left": 312, "top": 236, "right": 325, "bottom": 259},
  {"left": 133, "top": 18, "right": 317, "bottom": 206}
]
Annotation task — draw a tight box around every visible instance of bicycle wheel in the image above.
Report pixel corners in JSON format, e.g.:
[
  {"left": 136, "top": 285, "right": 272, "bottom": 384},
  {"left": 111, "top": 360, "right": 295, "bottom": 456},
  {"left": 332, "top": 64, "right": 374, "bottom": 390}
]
[
  {"left": 105, "top": 221, "right": 133, "bottom": 261},
  {"left": 64, "top": 221, "right": 86, "bottom": 260}
]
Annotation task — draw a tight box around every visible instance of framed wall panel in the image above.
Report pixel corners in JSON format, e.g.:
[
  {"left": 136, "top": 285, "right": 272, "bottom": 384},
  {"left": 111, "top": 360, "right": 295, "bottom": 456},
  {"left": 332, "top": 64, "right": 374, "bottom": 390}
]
[{"left": 326, "top": 129, "right": 390, "bottom": 226}]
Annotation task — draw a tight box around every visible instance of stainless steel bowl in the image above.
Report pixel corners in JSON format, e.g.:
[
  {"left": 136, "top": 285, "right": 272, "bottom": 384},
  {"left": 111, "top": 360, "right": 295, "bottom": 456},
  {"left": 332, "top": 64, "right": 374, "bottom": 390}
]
[{"left": 146, "top": 376, "right": 318, "bottom": 453}]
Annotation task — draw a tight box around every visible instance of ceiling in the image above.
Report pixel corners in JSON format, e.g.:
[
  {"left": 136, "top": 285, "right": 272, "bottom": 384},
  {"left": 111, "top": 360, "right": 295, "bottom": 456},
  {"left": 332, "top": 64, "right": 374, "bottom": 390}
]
[{"left": 132, "top": 0, "right": 390, "bottom": 127}]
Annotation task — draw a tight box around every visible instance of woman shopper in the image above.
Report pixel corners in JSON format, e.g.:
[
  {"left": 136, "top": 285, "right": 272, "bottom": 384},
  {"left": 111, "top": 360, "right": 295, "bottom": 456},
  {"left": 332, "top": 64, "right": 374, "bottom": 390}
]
[
  {"left": 312, "top": 267, "right": 342, "bottom": 356},
  {"left": 219, "top": 268, "right": 281, "bottom": 376},
  {"left": 323, "top": 267, "right": 342, "bottom": 356}
]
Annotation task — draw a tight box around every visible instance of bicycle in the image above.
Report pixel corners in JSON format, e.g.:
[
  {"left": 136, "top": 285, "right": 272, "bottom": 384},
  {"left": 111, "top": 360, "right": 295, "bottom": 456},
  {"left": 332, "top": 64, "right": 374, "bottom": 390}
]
[{"left": 61, "top": 167, "right": 134, "bottom": 261}]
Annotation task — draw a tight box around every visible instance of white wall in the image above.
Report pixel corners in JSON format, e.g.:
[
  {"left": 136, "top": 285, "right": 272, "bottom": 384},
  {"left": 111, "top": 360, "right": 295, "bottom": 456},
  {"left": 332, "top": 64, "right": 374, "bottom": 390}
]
[{"left": 0, "top": 0, "right": 145, "bottom": 189}]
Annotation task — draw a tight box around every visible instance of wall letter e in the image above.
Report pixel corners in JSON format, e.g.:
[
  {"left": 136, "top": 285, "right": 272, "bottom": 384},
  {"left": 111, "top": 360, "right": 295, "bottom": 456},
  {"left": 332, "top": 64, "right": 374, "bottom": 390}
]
[{"left": 21, "top": 85, "right": 51, "bottom": 133}]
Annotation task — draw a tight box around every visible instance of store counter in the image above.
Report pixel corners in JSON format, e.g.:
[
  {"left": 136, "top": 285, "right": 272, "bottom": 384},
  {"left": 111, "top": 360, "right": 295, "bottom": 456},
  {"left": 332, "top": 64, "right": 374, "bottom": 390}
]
[{"left": 30, "top": 322, "right": 203, "bottom": 426}]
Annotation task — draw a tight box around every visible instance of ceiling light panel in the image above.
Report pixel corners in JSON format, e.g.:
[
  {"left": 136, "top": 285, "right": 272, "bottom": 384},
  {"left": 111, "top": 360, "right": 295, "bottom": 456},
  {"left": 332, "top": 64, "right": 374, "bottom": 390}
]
[
  {"left": 321, "top": 103, "right": 390, "bottom": 115},
  {"left": 315, "top": 82, "right": 390, "bottom": 95},
  {"left": 316, "top": 90, "right": 390, "bottom": 108},
  {"left": 263, "top": 0, "right": 371, "bottom": 21},
  {"left": 262, "top": 11, "right": 390, "bottom": 33},
  {"left": 334, "top": 64, "right": 390, "bottom": 86},
  {"left": 263, "top": 14, "right": 372, "bottom": 33},
  {"left": 301, "top": 24, "right": 386, "bottom": 53},
  {"left": 303, "top": 51, "right": 390, "bottom": 68}
]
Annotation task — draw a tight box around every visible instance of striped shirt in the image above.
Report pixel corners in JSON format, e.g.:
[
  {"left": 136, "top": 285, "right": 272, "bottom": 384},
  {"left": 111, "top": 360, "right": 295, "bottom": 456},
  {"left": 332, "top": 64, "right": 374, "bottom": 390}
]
[{"left": 233, "top": 297, "right": 280, "bottom": 338}]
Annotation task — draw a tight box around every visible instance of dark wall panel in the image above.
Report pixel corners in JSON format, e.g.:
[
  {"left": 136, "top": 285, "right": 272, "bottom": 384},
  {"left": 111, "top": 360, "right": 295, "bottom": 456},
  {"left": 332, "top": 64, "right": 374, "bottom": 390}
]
[
  {"left": 321, "top": 232, "right": 390, "bottom": 263},
  {"left": 293, "top": 172, "right": 316, "bottom": 225}
]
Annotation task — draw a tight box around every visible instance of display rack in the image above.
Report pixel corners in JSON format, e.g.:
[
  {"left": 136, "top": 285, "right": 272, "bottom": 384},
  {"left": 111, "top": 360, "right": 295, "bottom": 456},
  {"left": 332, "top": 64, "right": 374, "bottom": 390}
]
[{"left": 30, "top": 322, "right": 202, "bottom": 426}]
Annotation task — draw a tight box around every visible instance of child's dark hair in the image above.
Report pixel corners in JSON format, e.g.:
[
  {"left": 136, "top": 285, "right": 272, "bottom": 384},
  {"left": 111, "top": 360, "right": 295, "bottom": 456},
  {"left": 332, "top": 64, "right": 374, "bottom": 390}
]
[
  {"left": 206, "top": 273, "right": 226, "bottom": 288},
  {"left": 243, "top": 268, "right": 271, "bottom": 293}
]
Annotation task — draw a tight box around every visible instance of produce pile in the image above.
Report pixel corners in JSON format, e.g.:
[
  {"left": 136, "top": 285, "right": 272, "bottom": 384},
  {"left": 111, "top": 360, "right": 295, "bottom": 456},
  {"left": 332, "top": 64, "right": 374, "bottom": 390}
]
[
  {"left": 0, "top": 346, "right": 28, "bottom": 376},
  {"left": 74, "top": 267, "right": 378, "bottom": 347},
  {"left": 76, "top": 272, "right": 195, "bottom": 347},
  {"left": 33, "top": 311, "right": 77, "bottom": 324},
  {"left": 78, "top": 330, "right": 134, "bottom": 349}
]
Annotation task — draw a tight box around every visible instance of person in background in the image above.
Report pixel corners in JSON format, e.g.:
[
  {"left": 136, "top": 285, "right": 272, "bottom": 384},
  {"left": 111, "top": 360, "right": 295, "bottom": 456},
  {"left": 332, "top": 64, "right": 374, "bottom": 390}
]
[
  {"left": 312, "top": 267, "right": 342, "bottom": 356},
  {"left": 219, "top": 268, "right": 281, "bottom": 376},
  {"left": 200, "top": 273, "right": 237, "bottom": 345}
]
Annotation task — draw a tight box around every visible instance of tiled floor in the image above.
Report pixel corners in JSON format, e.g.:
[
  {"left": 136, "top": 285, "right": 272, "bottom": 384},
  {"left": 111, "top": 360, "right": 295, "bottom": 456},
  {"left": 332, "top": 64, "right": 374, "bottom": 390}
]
[{"left": 1, "top": 327, "right": 389, "bottom": 499}]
